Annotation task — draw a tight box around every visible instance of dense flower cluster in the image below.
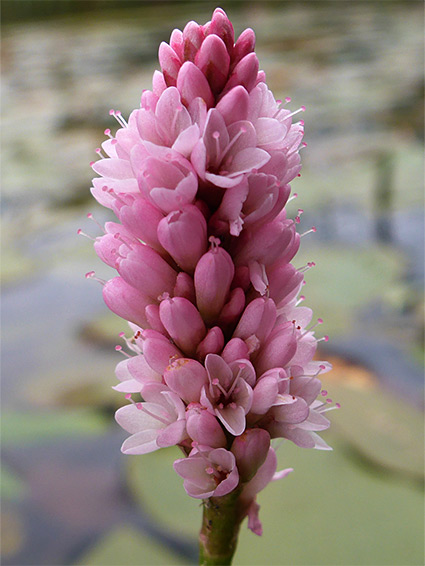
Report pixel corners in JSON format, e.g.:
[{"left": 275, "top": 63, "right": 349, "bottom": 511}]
[{"left": 88, "top": 8, "right": 335, "bottom": 535}]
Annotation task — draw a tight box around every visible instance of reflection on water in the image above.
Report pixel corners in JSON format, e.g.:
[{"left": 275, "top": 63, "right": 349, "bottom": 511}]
[{"left": 1, "top": 2, "right": 424, "bottom": 565}]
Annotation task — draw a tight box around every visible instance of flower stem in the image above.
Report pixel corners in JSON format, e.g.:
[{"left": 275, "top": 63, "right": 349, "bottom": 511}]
[{"left": 199, "top": 489, "right": 243, "bottom": 565}]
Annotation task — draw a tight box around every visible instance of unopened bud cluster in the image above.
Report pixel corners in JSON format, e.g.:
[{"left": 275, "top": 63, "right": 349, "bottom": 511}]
[{"left": 89, "top": 8, "right": 335, "bottom": 535}]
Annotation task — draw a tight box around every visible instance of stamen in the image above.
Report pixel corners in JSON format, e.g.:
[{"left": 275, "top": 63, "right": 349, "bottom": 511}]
[
  {"left": 300, "top": 317, "right": 323, "bottom": 337},
  {"left": 221, "top": 125, "right": 247, "bottom": 161},
  {"left": 85, "top": 271, "right": 106, "bottom": 285},
  {"left": 297, "top": 261, "right": 316, "bottom": 273},
  {"left": 317, "top": 335, "right": 329, "bottom": 343},
  {"left": 287, "top": 192, "right": 298, "bottom": 203},
  {"left": 104, "top": 128, "right": 112, "bottom": 138},
  {"left": 87, "top": 213, "right": 104, "bottom": 232},
  {"left": 136, "top": 404, "right": 170, "bottom": 426},
  {"left": 109, "top": 109, "right": 128, "bottom": 128},
  {"left": 285, "top": 106, "right": 306, "bottom": 120},
  {"left": 95, "top": 147, "right": 106, "bottom": 159},
  {"left": 77, "top": 228, "right": 95, "bottom": 240},
  {"left": 300, "top": 226, "right": 317, "bottom": 237},
  {"left": 115, "top": 345, "right": 132, "bottom": 358},
  {"left": 209, "top": 235, "right": 221, "bottom": 252}
]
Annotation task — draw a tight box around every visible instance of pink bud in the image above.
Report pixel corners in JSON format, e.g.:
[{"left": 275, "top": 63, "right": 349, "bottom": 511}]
[
  {"left": 194, "top": 243, "right": 235, "bottom": 324},
  {"left": 158, "top": 42, "right": 181, "bottom": 86},
  {"left": 117, "top": 241, "right": 177, "bottom": 300},
  {"left": 221, "top": 52, "right": 259, "bottom": 96},
  {"left": 231, "top": 429, "right": 270, "bottom": 482},
  {"left": 173, "top": 272, "right": 196, "bottom": 303},
  {"left": 208, "top": 8, "right": 235, "bottom": 52},
  {"left": 254, "top": 321, "right": 297, "bottom": 376},
  {"left": 267, "top": 262, "right": 304, "bottom": 306},
  {"left": 218, "top": 287, "right": 246, "bottom": 326},
  {"left": 222, "top": 337, "right": 250, "bottom": 364},
  {"left": 234, "top": 217, "right": 295, "bottom": 266},
  {"left": 185, "top": 404, "right": 227, "bottom": 447},
  {"left": 157, "top": 205, "right": 207, "bottom": 273},
  {"left": 196, "top": 326, "right": 225, "bottom": 360},
  {"left": 145, "top": 304, "right": 166, "bottom": 334},
  {"left": 170, "top": 29, "right": 184, "bottom": 61},
  {"left": 195, "top": 34, "right": 230, "bottom": 94},
  {"left": 232, "top": 28, "right": 256, "bottom": 69},
  {"left": 182, "top": 21, "right": 204, "bottom": 62},
  {"left": 118, "top": 195, "right": 164, "bottom": 253},
  {"left": 94, "top": 233, "right": 119, "bottom": 268},
  {"left": 102, "top": 277, "right": 151, "bottom": 328},
  {"left": 141, "top": 329, "right": 182, "bottom": 374},
  {"left": 177, "top": 61, "right": 214, "bottom": 109},
  {"left": 233, "top": 297, "right": 277, "bottom": 343},
  {"left": 215, "top": 85, "right": 250, "bottom": 125},
  {"left": 251, "top": 374, "right": 280, "bottom": 415},
  {"left": 152, "top": 70, "right": 167, "bottom": 97},
  {"left": 164, "top": 359, "right": 208, "bottom": 404},
  {"left": 159, "top": 296, "right": 206, "bottom": 356}
]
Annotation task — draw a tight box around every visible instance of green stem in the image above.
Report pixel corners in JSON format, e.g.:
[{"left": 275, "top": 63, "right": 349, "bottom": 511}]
[{"left": 199, "top": 489, "right": 243, "bottom": 566}]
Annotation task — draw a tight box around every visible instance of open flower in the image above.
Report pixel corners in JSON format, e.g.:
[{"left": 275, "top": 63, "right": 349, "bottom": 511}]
[{"left": 174, "top": 446, "right": 239, "bottom": 499}]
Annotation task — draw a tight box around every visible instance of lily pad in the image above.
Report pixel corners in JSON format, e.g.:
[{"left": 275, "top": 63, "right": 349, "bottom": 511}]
[
  {"left": 76, "top": 525, "right": 188, "bottom": 566},
  {"left": 126, "top": 448, "right": 200, "bottom": 539},
  {"left": 322, "top": 374, "right": 424, "bottom": 480},
  {"left": 294, "top": 244, "right": 406, "bottom": 335},
  {"left": 1, "top": 466, "right": 27, "bottom": 501},
  {"left": 1, "top": 409, "right": 109, "bottom": 447},
  {"left": 124, "top": 422, "right": 423, "bottom": 565}
]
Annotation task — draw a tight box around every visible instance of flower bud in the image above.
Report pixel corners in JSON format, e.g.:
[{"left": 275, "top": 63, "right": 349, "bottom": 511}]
[
  {"left": 117, "top": 241, "right": 177, "bottom": 300},
  {"left": 177, "top": 61, "right": 214, "bottom": 109},
  {"left": 254, "top": 321, "right": 297, "bottom": 376},
  {"left": 221, "top": 337, "right": 250, "bottom": 364},
  {"left": 196, "top": 326, "right": 224, "bottom": 360},
  {"left": 141, "top": 329, "right": 182, "bottom": 374},
  {"left": 195, "top": 34, "right": 230, "bottom": 94},
  {"left": 231, "top": 429, "right": 270, "bottom": 482},
  {"left": 164, "top": 359, "right": 208, "bottom": 404},
  {"left": 185, "top": 404, "right": 227, "bottom": 448},
  {"left": 118, "top": 195, "right": 164, "bottom": 252},
  {"left": 159, "top": 296, "right": 206, "bottom": 356},
  {"left": 194, "top": 240, "right": 234, "bottom": 324},
  {"left": 157, "top": 205, "right": 207, "bottom": 273},
  {"left": 102, "top": 277, "right": 151, "bottom": 328},
  {"left": 173, "top": 272, "right": 196, "bottom": 303}
]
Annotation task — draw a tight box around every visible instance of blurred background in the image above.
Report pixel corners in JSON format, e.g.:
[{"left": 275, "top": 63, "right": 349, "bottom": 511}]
[{"left": 1, "top": 1, "right": 424, "bottom": 565}]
